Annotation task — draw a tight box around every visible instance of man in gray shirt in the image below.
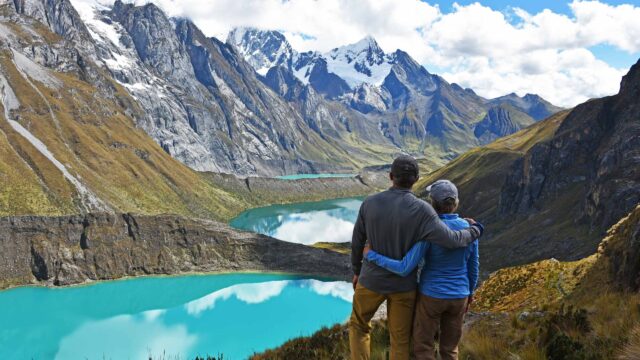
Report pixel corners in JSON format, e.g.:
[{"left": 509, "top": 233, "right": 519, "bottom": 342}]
[{"left": 349, "top": 155, "right": 483, "bottom": 360}]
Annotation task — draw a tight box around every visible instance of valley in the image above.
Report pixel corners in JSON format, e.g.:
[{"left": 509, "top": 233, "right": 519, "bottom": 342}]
[{"left": 0, "top": 0, "right": 638, "bottom": 359}]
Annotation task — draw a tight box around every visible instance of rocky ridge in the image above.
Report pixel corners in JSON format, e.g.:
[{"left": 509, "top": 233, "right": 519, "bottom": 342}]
[
  {"left": 0, "top": 212, "right": 351, "bottom": 290},
  {"left": 415, "top": 59, "right": 640, "bottom": 273},
  {"left": 229, "top": 27, "right": 563, "bottom": 162}
]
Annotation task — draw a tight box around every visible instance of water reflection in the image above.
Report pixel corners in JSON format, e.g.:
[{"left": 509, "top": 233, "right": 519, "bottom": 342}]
[
  {"left": 0, "top": 274, "right": 353, "bottom": 360},
  {"left": 230, "top": 197, "right": 363, "bottom": 244}
]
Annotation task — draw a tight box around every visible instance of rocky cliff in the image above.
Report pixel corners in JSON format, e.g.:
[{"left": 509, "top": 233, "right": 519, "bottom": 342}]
[
  {"left": 0, "top": 212, "right": 351, "bottom": 290},
  {"left": 415, "top": 59, "right": 640, "bottom": 273}
]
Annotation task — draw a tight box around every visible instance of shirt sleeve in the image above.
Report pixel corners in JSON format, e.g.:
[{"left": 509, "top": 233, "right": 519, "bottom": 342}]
[
  {"left": 467, "top": 240, "right": 480, "bottom": 294},
  {"left": 351, "top": 202, "right": 367, "bottom": 276},
  {"left": 417, "top": 202, "right": 483, "bottom": 248},
  {"left": 366, "top": 241, "right": 429, "bottom": 277}
]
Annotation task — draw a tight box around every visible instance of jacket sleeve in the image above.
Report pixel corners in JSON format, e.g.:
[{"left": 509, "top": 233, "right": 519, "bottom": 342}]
[
  {"left": 418, "top": 202, "right": 483, "bottom": 248},
  {"left": 467, "top": 240, "right": 480, "bottom": 294},
  {"left": 351, "top": 202, "right": 367, "bottom": 276},
  {"left": 366, "top": 241, "right": 429, "bottom": 277}
]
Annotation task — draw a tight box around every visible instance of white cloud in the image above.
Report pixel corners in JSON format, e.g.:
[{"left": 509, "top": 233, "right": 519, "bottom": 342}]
[
  {"left": 184, "top": 280, "right": 289, "bottom": 316},
  {"left": 76, "top": 0, "right": 639, "bottom": 107},
  {"left": 272, "top": 212, "right": 355, "bottom": 245}
]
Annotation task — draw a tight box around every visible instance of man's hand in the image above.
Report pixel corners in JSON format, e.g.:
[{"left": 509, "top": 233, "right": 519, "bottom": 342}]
[
  {"left": 352, "top": 275, "right": 359, "bottom": 290},
  {"left": 362, "top": 244, "right": 371, "bottom": 257},
  {"left": 465, "top": 294, "right": 474, "bottom": 313},
  {"left": 464, "top": 218, "right": 477, "bottom": 225}
]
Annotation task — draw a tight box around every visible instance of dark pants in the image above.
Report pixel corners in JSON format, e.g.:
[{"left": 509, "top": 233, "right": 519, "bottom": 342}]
[{"left": 413, "top": 293, "right": 468, "bottom": 360}]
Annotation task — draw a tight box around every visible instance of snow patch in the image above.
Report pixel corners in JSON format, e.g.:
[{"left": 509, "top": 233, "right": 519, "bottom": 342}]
[
  {"left": 103, "top": 52, "right": 134, "bottom": 71},
  {"left": 1, "top": 64, "right": 108, "bottom": 212},
  {"left": 11, "top": 50, "right": 62, "bottom": 89},
  {"left": 256, "top": 67, "right": 270, "bottom": 76},
  {"left": 293, "top": 64, "right": 312, "bottom": 85},
  {"left": 6, "top": 119, "right": 107, "bottom": 211},
  {"left": 0, "top": 72, "right": 20, "bottom": 116},
  {"left": 71, "top": 0, "right": 124, "bottom": 48}
]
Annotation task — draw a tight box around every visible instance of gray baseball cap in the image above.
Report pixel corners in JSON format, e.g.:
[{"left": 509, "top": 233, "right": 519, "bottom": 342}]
[{"left": 426, "top": 179, "right": 458, "bottom": 202}]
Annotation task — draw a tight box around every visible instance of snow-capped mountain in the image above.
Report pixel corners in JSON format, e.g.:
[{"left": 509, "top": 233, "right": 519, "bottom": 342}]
[
  {"left": 228, "top": 28, "right": 295, "bottom": 76},
  {"left": 59, "top": 0, "right": 392, "bottom": 175},
  {"left": 2, "top": 0, "right": 562, "bottom": 177},
  {"left": 229, "top": 27, "right": 563, "bottom": 161},
  {"left": 227, "top": 29, "right": 397, "bottom": 94},
  {"left": 325, "top": 36, "right": 394, "bottom": 87}
]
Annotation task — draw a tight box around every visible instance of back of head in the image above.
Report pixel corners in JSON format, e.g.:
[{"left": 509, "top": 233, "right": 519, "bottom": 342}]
[
  {"left": 426, "top": 179, "right": 459, "bottom": 214},
  {"left": 390, "top": 155, "right": 419, "bottom": 189}
]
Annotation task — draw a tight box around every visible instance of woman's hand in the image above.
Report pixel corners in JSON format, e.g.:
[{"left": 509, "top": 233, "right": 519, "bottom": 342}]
[
  {"left": 465, "top": 294, "right": 474, "bottom": 313},
  {"left": 362, "top": 244, "right": 371, "bottom": 257}
]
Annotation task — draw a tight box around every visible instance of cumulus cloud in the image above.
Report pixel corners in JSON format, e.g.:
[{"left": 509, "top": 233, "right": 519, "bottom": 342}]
[{"left": 79, "top": 0, "right": 639, "bottom": 107}]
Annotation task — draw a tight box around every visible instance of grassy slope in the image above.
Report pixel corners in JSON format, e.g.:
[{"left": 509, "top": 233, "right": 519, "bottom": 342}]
[
  {"left": 0, "top": 46, "right": 251, "bottom": 220},
  {"left": 460, "top": 205, "right": 640, "bottom": 360},
  {"left": 0, "top": 18, "right": 378, "bottom": 221}
]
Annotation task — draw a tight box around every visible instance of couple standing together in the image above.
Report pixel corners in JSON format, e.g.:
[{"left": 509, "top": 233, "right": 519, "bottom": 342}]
[{"left": 349, "top": 155, "right": 483, "bottom": 360}]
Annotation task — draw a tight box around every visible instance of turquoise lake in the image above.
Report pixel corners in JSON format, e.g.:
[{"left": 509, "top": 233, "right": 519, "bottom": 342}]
[
  {"left": 230, "top": 197, "right": 363, "bottom": 244},
  {"left": 276, "top": 173, "right": 355, "bottom": 180},
  {"left": 0, "top": 273, "right": 353, "bottom": 359}
]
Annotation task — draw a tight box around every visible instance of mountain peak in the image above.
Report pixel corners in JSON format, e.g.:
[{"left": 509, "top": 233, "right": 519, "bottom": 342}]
[
  {"left": 352, "top": 35, "right": 382, "bottom": 52},
  {"left": 227, "top": 27, "right": 295, "bottom": 75},
  {"left": 620, "top": 57, "right": 640, "bottom": 96},
  {"left": 331, "top": 36, "right": 385, "bottom": 61}
]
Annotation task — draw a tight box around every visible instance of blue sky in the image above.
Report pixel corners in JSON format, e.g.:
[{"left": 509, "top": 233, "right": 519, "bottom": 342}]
[
  {"left": 428, "top": 0, "right": 639, "bottom": 14},
  {"left": 99, "top": 0, "right": 640, "bottom": 107},
  {"left": 427, "top": 0, "right": 640, "bottom": 69}
]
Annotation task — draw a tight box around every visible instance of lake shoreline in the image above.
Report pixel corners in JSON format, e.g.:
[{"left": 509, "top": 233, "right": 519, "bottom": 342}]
[{"left": 0, "top": 269, "right": 343, "bottom": 292}]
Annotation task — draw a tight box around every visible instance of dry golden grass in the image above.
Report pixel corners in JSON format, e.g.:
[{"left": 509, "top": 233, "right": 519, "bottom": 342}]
[
  {"left": 619, "top": 325, "right": 640, "bottom": 360},
  {"left": 460, "top": 322, "right": 511, "bottom": 360},
  {"left": 312, "top": 242, "right": 351, "bottom": 255}
]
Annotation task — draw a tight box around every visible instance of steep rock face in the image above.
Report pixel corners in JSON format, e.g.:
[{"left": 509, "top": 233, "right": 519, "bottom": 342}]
[
  {"left": 0, "top": 213, "right": 350, "bottom": 289},
  {"left": 599, "top": 205, "right": 640, "bottom": 291},
  {"left": 228, "top": 27, "right": 294, "bottom": 75},
  {"left": 414, "top": 56, "right": 640, "bottom": 272},
  {"left": 10, "top": 0, "right": 389, "bottom": 176},
  {"left": 500, "top": 59, "right": 640, "bottom": 231},
  {"left": 474, "top": 104, "right": 534, "bottom": 143}
]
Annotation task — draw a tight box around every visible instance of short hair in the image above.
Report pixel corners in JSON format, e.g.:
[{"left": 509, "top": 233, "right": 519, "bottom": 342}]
[
  {"left": 432, "top": 197, "right": 458, "bottom": 214},
  {"left": 393, "top": 172, "right": 418, "bottom": 188}
]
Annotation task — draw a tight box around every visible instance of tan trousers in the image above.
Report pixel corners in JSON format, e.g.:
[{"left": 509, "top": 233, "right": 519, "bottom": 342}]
[
  {"left": 413, "top": 294, "right": 468, "bottom": 360},
  {"left": 349, "top": 283, "right": 416, "bottom": 360}
]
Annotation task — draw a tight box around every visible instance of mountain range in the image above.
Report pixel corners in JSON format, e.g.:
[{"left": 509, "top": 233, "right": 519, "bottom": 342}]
[
  {"left": 3, "top": 0, "right": 562, "bottom": 178},
  {"left": 229, "top": 27, "right": 563, "bottom": 167}
]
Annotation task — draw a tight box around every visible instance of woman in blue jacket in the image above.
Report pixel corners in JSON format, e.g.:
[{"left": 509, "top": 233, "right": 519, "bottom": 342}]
[{"left": 364, "top": 179, "right": 479, "bottom": 360}]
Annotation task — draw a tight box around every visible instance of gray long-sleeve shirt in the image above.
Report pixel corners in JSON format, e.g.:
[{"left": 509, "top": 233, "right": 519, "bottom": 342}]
[{"left": 352, "top": 187, "right": 482, "bottom": 294}]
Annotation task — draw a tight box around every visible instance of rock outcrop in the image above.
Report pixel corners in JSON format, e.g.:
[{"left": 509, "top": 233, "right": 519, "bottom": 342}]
[
  {"left": 414, "top": 59, "right": 640, "bottom": 273},
  {"left": 0, "top": 213, "right": 351, "bottom": 289}
]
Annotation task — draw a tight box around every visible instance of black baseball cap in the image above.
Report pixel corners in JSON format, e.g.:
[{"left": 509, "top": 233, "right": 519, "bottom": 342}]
[{"left": 391, "top": 155, "right": 419, "bottom": 178}]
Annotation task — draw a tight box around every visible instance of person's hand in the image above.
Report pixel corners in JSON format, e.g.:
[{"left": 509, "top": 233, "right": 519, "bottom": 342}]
[
  {"left": 352, "top": 275, "right": 359, "bottom": 290},
  {"left": 363, "top": 244, "right": 371, "bottom": 257},
  {"left": 465, "top": 294, "right": 474, "bottom": 313},
  {"left": 464, "top": 218, "right": 477, "bottom": 225}
]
